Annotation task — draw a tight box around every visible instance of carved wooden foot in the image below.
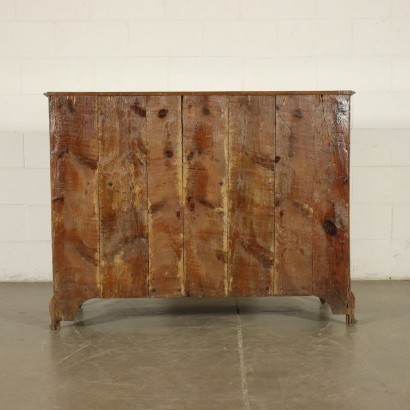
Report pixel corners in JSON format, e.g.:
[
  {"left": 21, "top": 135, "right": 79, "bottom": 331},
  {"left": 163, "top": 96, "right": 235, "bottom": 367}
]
[
  {"left": 346, "top": 290, "right": 357, "bottom": 326},
  {"left": 317, "top": 290, "right": 357, "bottom": 326},
  {"left": 50, "top": 316, "right": 61, "bottom": 330},
  {"left": 49, "top": 296, "right": 85, "bottom": 330}
]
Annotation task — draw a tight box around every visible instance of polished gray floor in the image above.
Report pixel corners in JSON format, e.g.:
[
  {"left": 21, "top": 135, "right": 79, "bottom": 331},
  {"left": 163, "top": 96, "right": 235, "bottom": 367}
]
[{"left": 0, "top": 281, "right": 409, "bottom": 409}]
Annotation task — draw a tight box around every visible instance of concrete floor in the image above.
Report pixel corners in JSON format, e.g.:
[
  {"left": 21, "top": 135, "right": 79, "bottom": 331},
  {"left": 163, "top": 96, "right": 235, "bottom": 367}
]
[{"left": 0, "top": 282, "right": 409, "bottom": 410}]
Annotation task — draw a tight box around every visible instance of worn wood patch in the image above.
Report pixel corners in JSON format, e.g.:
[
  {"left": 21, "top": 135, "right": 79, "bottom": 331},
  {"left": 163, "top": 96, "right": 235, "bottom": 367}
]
[
  {"left": 228, "top": 96, "right": 275, "bottom": 296},
  {"left": 49, "top": 95, "right": 100, "bottom": 311},
  {"left": 146, "top": 96, "right": 184, "bottom": 297},
  {"left": 275, "top": 95, "right": 319, "bottom": 295},
  {"left": 99, "top": 96, "right": 149, "bottom": 298},
  {"left": 312, "top": 95, "right": 350, "bottom": 312},
  {"left": 183, "top": 95, "right": 229, "bottom": 296}
]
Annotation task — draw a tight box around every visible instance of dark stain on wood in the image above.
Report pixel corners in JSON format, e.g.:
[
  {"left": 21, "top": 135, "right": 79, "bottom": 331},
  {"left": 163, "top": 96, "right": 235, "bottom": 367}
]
[
  {"left": 198, "top": 198, "right": 215, "bottom": 209},
  {"left": 58, "top": 149, "right": 68, "bottom": 158},
  {"left": 239, "top": 237, "right": 273, "bottom": 271},
  {"left": 66, "top": 98, "right": 76, "bottom": 113},
  {"left": 287, "top": 133, "right": 296, "bottom": 158},
  {"left": 249, "top": 152, "right": 275, "bottom": 171},
  {"left": 130, "top": 99, "right": 147, "bottom": 117},
  {"left": 215, "top": 249, "right": 227, "bottom": 263},
  {"left": 74, "top": 154, "right": 98, "bottom": 170},
  {"left": 150, "top": 200, "right": 165, "bottom": 214},
  {"left": 158, "top": 108, "right": 168, "bottom": 118},
  {"left": 74, "top": 240, "right": 98, "bottom": 266},
  {"left": 322, "top": 219, "right": 338, "bottom": 236}
]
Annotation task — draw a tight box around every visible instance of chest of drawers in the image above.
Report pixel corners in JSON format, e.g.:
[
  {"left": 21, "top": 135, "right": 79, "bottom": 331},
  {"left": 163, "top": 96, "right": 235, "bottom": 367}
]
[{"left": 46, "top": 91, "right": 356, "bottom": 329}]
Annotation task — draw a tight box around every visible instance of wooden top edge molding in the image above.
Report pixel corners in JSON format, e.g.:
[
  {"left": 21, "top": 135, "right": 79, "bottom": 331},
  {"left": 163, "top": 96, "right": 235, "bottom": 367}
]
[{"left": 44, "top": 90, "right": 355, "bottom": 97}]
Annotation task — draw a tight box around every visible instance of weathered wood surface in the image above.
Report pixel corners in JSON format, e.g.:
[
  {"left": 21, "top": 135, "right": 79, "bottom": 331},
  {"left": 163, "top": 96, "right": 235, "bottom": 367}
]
[
  {"left": 48, "top": 92, "right": 354, "bottom": 327},
  {"left": 99, "top": 96, "right": 149, "bottom": 298},
  {"left": 312, "top": 95, "right": 350, "bottom": 314},
  {"left": 49, "top": 95, "right": 100, "bottom": 328},
  {"left": 228, "top": 96, "right": 276, "bottom": 296},
  {"left": 146, "top": 96, "right": 184, "bottom": 297},
  {"left": 183, "top": 95, "right": 229, "bottom": 296},
  {"left": 275, "top": 95, "right": 318, "bottom": 295}
]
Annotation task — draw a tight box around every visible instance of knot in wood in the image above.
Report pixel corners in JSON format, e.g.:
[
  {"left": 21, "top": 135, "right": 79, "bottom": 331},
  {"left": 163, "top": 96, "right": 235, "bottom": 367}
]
[
  {"left": 158, "top": 108, "right": 168, "bottom": 118},
  {"left": 322, "top": 219, "right": 337, "bottom": 236}
]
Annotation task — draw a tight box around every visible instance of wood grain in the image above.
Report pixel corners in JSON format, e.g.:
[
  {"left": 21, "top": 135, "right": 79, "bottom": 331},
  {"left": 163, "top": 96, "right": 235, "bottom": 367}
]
[
  {"left": 49, "top": 95, "right": 100, "bottom": 321},
  {"left": 48, "top": 92, "right": 355, "bottom": 327},
  {"left": 146, "top": 96, "right": 184, "bottom": 297},
  {"left": 312, "top": 95, "right": 350, "bottom": 313},
  {"left": 183, "top": 95, "right": 229, "bottom": 296},
  {"left": 99, "top": 96, "right": 149, "bottom": 298},
  {"left": 275, "top": 95, "right": 319, "bottom": 295},
  {"left": 228, "top": 96, "right": 276, "bottom": 296}
]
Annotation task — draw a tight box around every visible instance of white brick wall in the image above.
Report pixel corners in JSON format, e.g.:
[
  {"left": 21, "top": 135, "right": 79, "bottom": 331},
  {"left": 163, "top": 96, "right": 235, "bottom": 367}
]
[{"left": 0, "top": 0, "right": 409, "bottom": 280}]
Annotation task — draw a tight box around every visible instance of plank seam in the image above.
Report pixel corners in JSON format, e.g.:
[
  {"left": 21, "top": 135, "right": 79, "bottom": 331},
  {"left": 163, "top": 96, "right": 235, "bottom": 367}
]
[
  {"left": 273, "top": 95, "right": 276, "bottom": 296},
  {"left": 146, "top": 96, "right": 150, "bottom": 297},
  {"left": 226, "top": 96, "right": 230, "bottom": 297},
  {"left": 181, "top": 94, "right": 185, "bottom": 296},
  {"left": 312, "top": 95, "right": 321, "bottom": 296},
  {"left": 273, "top": 96, "right": 278, "bottom": 296},
  {"left": 97, "top": 95, "right": 102, "bottom": 298}
]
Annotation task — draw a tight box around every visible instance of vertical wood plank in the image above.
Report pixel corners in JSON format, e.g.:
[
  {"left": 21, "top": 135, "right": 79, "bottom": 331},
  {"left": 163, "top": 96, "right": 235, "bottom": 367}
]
[
  {"left": 274, "top": 95, "right": 318, "bottom": 295},
  {"left": 183, "top": 95, "right": 228, "bottom": 297},
  {"left": 50, "top": 95, "right": 100, "bottom": 307},
  {"left": 228, "top": 95, "right": 275, "bottom": 296},
  {"left": 312, "top": 95, "right": 350, "bottom": 312},
  {"left": 146, "top": 96, "right": 184, "bottom": 297},
  {"left": 99, "top": 96, "right": 149, "bottom": 298}
]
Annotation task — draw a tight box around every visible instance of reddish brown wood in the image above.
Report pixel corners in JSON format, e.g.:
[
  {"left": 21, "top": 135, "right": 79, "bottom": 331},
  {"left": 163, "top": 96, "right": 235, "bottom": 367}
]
[
  {"left": 228, "top": 96, "right": 275, "bottom": 296},
  {"left": 99, "top": 96, "right": 149, "bottom": 298},
  {"left": 183, "top": 95, "right": 229, "bottom": 296},
  {"left": 146, "top": 96, "right": 184, "bottom": 297},
  {"left": 312, "top": 95, "right": 352, "bottom": 317},
  {"left": 48, "top": 91, "right": 355, "bottom": 327},
  {"left": 49, "top": 95, "right": 100, "bottom": 329},
  {"left": 274, "top": 95, "right": 319, "bottom": 295}
]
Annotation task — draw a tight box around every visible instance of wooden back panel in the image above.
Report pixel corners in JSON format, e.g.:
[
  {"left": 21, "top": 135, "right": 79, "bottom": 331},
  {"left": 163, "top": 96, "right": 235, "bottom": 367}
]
[{"left": 49, "top": 93, "right": 350, "bottom": 302}]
